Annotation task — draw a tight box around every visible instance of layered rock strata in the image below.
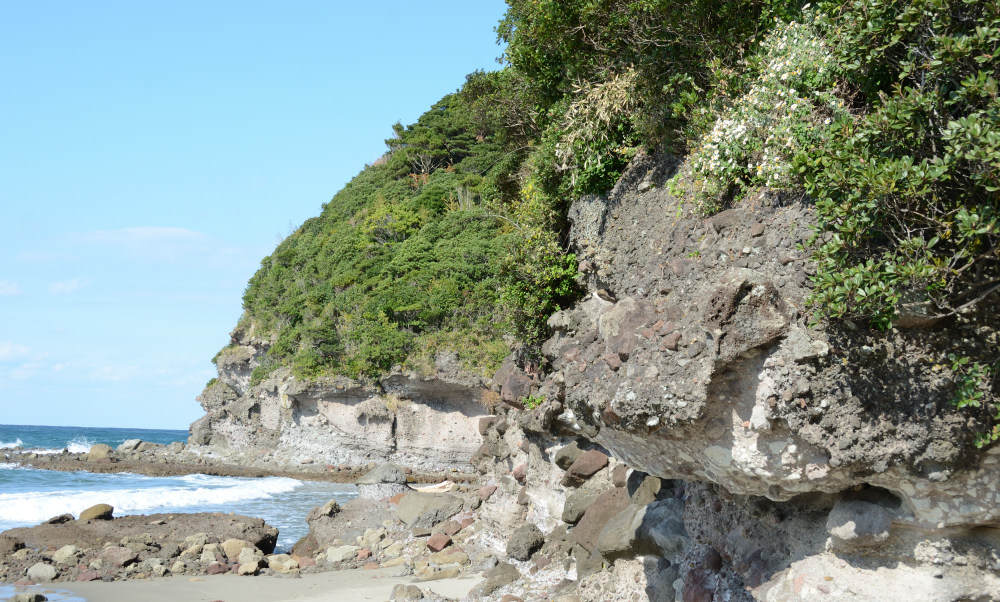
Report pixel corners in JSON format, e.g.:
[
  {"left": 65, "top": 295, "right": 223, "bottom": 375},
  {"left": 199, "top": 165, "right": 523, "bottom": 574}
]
[{"left": 189, "top": 346, "right": 491, "bottom": 472}]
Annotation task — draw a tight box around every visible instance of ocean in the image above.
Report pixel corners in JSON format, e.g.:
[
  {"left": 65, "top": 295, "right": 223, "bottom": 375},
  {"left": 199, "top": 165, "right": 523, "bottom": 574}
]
[{"left": 0, "top": 424, "right": 357, "bottom": 552}]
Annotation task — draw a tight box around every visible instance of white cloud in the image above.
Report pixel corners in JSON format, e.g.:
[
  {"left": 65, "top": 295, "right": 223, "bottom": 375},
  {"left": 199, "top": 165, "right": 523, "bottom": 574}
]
[
  {"left": 49, "top": 278, "right": 87, "bottom": 295},
  {"left": 0, "top": 342, "right": 30, "bottom": 362},
  {"left": 0, "top": 280, "right": 22, "bottom": 296},
  {"left": 83, "top": 227, "right": 207, "bottom": 244},
  {"left": 8, "top": 361, "right": 42, "bottom": 380}
]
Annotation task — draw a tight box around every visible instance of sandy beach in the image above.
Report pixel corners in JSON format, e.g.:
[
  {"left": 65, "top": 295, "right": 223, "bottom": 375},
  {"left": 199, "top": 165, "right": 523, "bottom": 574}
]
[{"left": 12, "top": 567, "right": 480, "bottom": 601}]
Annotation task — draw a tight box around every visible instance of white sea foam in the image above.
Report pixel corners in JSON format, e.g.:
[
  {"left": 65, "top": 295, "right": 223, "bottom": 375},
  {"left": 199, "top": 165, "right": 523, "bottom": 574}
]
[
  {"left": 0, "top": 438, "right": 23, "bottom": 449},
  {"left": 0, "top": 463, "right": 20, "bottom": 469},
  {"left": 65, "top": 437, "right": 94, "bottom": 454},
  {"left": 0, "top": 475, "right": 302, "bottom": 525}
]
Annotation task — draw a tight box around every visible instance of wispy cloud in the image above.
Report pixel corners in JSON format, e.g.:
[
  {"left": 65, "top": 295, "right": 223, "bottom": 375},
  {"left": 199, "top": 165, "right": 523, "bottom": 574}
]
[
  {"left": 83, "top": 226, "right": 207, "bottom": 245},
  {"left": 0, "top": 342, "right": 31, "bottom": 362},
  {"left": 0, "top": 280, "right": 22, "bottom": 296},
  {"left": 49, "top": 278, "right": 87, "bottom": 295}
]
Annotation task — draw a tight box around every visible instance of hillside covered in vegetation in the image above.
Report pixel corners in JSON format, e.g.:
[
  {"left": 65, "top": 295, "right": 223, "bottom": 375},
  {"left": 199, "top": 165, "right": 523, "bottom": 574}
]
[{"left": 228, "top": 0, "right": 997, "bottom": 438}]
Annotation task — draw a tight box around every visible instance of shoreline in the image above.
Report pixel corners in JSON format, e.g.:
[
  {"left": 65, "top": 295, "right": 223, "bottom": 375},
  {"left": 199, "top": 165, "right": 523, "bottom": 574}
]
[{"left": 6, "top": 566, "right": 482, "bottom": 602}]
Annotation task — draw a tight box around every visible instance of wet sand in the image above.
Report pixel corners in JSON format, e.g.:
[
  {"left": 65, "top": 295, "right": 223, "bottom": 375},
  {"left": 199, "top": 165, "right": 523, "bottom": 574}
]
[{"left": 12, "top": 567, "right": 480, "bottom": 601}]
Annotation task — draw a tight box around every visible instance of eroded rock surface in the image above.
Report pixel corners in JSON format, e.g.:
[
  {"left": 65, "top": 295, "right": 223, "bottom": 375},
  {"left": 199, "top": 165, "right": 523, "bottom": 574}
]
[{"left": 190, "top": 344, "right": 492, "bottom": 472}]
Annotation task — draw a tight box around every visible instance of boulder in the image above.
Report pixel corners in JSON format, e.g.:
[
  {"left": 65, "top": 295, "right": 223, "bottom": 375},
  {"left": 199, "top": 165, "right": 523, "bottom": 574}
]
[
  {"left": 221, "top": 538, "right": 252, "bottom": 562},
  {"left": 426, "top": 533, "right": 452, "bottom": 552},
  {"left": 395, "top": 492, "right": 463, "bottom": 528},
  {"left": 571, "top": 488, "right": 631, "bottom": 553},
  {"left": 495, "top": 357, "right": 534, "bottom": 403},
  {"left": 506, "top": 523, "right": 544, "bottom": 561},
  {"left": 826, "top": 499, "right": 894, "bottom": 548},
  {"left": 562, "top": 489, "right": 601, "bottom": 524},
  {"left": 325, "top": 545, "right": 360, "bottom": 563},
  {"left": 430, "top": 549, "right": 470, "bottom": 565},
  {"left": 477, "top": 485, "right": 498, "bottom": 501},
  {"left": 51, "top": 544, "right": 80, "bottom": 564},
  {"left": 78, "top": 503, "right": 113, "bottom": 521},
  {"left": 200, "top": 543, "right": 221, "bottom": 564},
  {"left": 87, "top": 444, "right": 113, "bottom": 461},
  {"left": 267, "top": 554, "right": 299, "bottom": 573},
  {"left": 596, "top": 500, "right": 686, "bottom": 559},
  {"left": 44, "top": 514, "right": 74, "bottom": 525},
  {"left": 237, "top": 560, "right": 261, "bottom": 576},
  {"left": 478, "top": 416, "right": 499, "bottom": 435},
  {"left": 100, "top": 546, "right": 139, "bottom": 568},
  {"left": 562, "top": 450, "right": 609, "bottom": 486},
  {"left": 116, "top": 439, "right": 142, "bottom": 453},
  {"left": 474, "top": 562, "right": 521, "bottom": 597},
  {"left": 306, "top": 499, "right": 341, "bottom": 522},
  {"left": 356, "top": 464, "right": 410, "bottom": 499},
  {"left": 12, "top": 593, "right": 48, "bottom": 602},
  {"left": 629, "top": 474, "right": 664, "bottom": 506},
  {"left": 238, "top": 546, "right": 264, "bottom": 565},
  {"left": 435, "top": 520, "right": 463, "bottom": 536},
  {"left": 357, "top": 463, "right": 407, "bottom": 484},
  {"left": 553, "top": 442, "right": 583, "bottom": 470},
  {"left": 26, "top": 562, "right": 57, "bottom": 582}
]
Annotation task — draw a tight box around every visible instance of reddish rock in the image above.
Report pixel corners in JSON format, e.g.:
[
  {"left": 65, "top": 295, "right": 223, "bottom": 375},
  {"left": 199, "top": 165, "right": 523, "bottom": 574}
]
[
  {"left": 570, "top": 488, "right": 630, "bottom": 552},
  {"left": 76, "top": 570, "right": 102, "bottom": 582},
  {"left": 437, "top": 520, "right": 463, "bottom": 536},
  {"left": 562, "top": 450, "right": 609, "bottom": 486},
  {"left": 99, "top": 546, "right": 139, "bottom": 568},
  {"left": 684, "top": 568, "right": 714, "bottom": 602},
  {"left": 296, "top": 556, "right": 316, "bottom": 569},
  {"left": 477, "top": 485, "right": 497, "bottom": 501},
  {"left": 363, "top": 562, "right": 380, "bottom": 570},
  {"left": 611, "top": 465, "right": 628, "bottom": 487},
  {"left": 388, "top": 492, "right": 406, "bottom": 505},
  {"left": 357, "top": 548, "right": 371, "bottom": 560},
  {"left": 495, "top": 358, "right": 534, "bottom": 403},
  {"left": 206, "top": 562, "right": 228, "bottom": 575},
  {"left": 603, "top": 353, "right": 622, "bottom": 370},
  {"left": 426, "top": 533, "right": 452, "bottom": 552},
  {"left": 662, "top": 331, "right": 682, "bottom": 351},
  {"left": 460, "top": 517, "right": 475, "bottom": 530},
  {"left": 512, "top": 463, "right": 527, "bottom": 484}
]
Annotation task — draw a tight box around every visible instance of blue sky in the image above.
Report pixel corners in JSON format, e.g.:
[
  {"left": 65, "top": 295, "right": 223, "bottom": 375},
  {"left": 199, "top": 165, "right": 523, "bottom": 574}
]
[{"left": 0, "top": 1, "right": 508, "bottom": 429}]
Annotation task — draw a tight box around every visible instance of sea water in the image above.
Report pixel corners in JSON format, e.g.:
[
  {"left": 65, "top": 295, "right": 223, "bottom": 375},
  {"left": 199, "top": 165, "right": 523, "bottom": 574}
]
[{"left": 0, "top": 424, "right": 357, "bottom": 551}]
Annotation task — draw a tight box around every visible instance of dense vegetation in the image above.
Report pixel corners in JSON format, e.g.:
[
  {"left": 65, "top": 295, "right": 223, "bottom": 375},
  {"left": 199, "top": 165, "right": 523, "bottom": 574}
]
[{"left": 228, "top": 0, "right": 997, "bottom": 439}]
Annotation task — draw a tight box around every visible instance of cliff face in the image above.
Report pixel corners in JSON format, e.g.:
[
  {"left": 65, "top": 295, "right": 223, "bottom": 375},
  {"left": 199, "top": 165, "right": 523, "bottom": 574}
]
[
  {"left": 189, "top": 337, "right": 490, "bottom": 472},
  {"left": 462, "top": 150, "right": 1000, "bottom": 600}
]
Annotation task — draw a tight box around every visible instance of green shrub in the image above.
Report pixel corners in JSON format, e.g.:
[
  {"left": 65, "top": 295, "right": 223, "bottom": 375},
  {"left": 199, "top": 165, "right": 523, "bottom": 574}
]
[{"left": 797, "top": 0, "right": 1000, "bottom": 327}]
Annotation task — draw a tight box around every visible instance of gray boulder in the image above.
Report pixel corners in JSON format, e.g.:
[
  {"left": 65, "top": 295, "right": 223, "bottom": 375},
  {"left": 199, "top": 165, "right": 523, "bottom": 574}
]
[
  {"left": 596, "top": 499, "right": 686, "bottom": 560},
  {"left": 116, "top": 439, "right": 142, "bottom": 453},
  {"left": 506, "top": 523, "right": 544, "bottom": 561},
  {"left": 395, "top": 492, "right": 462, "bottom": 528},
  {"left": 26, "top": 562, "right": 57, "bottom": 582},
  {"left": 562, "top": 489, "right": 600, "bottom": 524},
  {"left": 826, "top": 499, "right": 894, "bottom": 548},
  {"left": 357, "top": 464, "right": 410, "bottom": 499}
]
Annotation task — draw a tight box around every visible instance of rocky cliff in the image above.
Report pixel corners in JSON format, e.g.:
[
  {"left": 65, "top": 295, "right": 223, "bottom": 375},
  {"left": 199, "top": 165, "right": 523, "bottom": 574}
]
[
  {"left": 188, "top": 336, "right": 491, "bottom": 473},
  {"left": 461, "top": 150, "right": 1000, "bottom": 600},
  {"left": 188, "top": 148, "right": 999, "bottom": 600}
]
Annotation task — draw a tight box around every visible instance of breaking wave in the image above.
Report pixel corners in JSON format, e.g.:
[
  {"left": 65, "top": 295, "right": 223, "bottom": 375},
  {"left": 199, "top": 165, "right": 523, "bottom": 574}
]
[{"left": 0, "top": 474, "right": 302, "bottom": 525}]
